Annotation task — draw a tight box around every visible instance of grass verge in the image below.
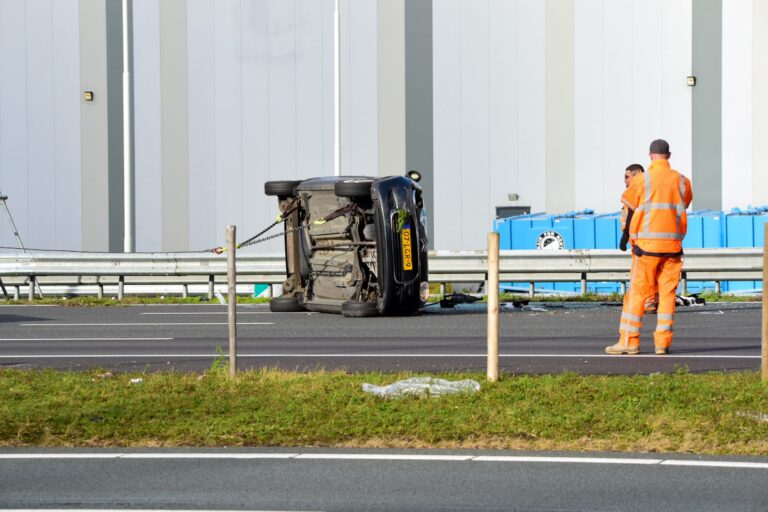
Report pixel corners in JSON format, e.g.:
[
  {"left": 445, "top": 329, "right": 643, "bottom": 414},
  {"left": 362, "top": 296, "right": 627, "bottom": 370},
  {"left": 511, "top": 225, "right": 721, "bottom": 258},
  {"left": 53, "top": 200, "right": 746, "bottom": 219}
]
[{"left": 2, "top": 368, "right": 767, "bottom": 455}]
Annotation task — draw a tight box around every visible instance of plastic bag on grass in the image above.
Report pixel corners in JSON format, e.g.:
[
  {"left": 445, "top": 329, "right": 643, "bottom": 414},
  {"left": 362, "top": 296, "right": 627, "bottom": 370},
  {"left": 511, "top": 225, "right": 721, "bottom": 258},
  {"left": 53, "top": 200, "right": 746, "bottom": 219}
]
[{"left": 362, "top": 377, "right": 480, "bottom": 398}]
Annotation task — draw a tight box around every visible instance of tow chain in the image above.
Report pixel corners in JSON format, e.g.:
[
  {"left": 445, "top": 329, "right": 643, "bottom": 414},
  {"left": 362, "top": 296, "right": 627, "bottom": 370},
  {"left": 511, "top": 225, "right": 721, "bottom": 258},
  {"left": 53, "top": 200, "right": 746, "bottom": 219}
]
[{"left": 208, "top": 201, "right": 357, "bottom": 254}]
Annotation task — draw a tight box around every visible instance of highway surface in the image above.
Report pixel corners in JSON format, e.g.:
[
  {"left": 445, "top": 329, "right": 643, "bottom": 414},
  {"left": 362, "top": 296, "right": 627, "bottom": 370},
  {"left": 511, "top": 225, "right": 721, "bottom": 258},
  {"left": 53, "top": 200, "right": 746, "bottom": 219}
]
[
  {"left": 0, "top": 301, "right": 761, "bottom": 374},
  {"left": 1, "top": 448, "right": 767, "bottom": 511}
]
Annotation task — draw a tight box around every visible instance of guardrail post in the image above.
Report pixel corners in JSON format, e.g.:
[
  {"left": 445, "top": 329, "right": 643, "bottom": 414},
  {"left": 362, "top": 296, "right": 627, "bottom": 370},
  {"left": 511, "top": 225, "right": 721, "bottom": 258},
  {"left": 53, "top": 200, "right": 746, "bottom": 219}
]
[
  {"left": 227, "top": 225, "right": 237, "bottom": 379},
  {"left": 27, "top": 276, "right": 34, "bottom": 301},
  {"left": 715, "top": 280, "right": 721, "bottom": 295},
  {"left": 580, "top": 273, "right": 587, "bottom": 296},
  {"left": 117, "top": 275, "right": 125, "bottom": 300},
  {"left": 97, "top": 282, "right": 104, "bottom": 299},
  {"left": 681, "top": 272, "right": 688, "bottom": 296},
  {"left": 620, "top": 281, "right": 626, "bottom": 295},
  {"left": 762, "top": 224, "right": 767, "bottom": 383},
  {"left": 487, "top": 232, "right": 499, "bottom": 382},
  {"left": 182, "top": 284, "right": 188, "bottom": 298},
  {"left": 208, "top": 275, "right": 214, "bottom": 300},
  {"left": 528, "top": 282, "right": 534, "bottom": 298},
  {"left": 13, "top": 285, "right": 20, "bottom": 301}
]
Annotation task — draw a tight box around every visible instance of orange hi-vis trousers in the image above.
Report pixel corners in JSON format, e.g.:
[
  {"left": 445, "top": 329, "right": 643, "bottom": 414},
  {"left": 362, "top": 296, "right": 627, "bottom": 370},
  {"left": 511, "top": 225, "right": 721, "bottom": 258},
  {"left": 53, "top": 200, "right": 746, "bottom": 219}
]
[{"left": 619, "top": 253, "right": 683, "bottom": 350}]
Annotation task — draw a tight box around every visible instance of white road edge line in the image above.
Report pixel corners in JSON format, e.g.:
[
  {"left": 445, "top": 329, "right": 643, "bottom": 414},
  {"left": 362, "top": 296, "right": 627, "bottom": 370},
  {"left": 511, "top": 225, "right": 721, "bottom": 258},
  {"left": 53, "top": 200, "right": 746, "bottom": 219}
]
[
  {"left": 0, "top": 354, "right": 759, "bottom": 359},
  {"left": 0, "top": 338, "right": 174, "bottom": 342},
  {"left": 0, "top": 453, "right": 766, "bottom": 469},
  {"left": 19, "top": 323, "right": 274, "bottom": 326},
  {"left": 140, "top": 312, "right": 271, "bottom": 315}
]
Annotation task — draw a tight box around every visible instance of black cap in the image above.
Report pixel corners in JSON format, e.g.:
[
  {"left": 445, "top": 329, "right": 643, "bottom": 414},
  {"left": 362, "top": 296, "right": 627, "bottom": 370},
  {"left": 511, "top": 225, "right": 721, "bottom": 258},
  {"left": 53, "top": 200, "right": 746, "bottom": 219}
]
[{"left": 649, "top": 139, "right": 670, "bottom": 154}]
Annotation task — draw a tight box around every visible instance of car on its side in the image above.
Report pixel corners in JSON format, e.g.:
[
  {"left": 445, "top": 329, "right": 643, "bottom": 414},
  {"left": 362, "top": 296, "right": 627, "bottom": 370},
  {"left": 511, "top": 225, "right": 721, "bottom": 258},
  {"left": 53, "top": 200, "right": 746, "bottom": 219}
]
[{"left": 265, "top": 172, "right": 429, "bottom": 317}]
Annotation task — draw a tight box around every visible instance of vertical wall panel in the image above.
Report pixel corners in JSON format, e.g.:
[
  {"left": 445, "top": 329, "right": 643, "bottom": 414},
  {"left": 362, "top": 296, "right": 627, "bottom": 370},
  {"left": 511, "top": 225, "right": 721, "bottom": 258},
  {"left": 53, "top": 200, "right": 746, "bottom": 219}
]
[
  {"left": 0, "top": 0, "right": 80, "bottom": 251},
  {"left": 267, "top": 0, "right": 297, "bottom": 181},
  {"left": 133, "top": 0, "right": 162, "bottom": 252},
  {"left": 241, "top": 0, "right": 274, "bottom": 252},
  {"left": 26, "top": 0, "right": 56, "bottom": 249},
  {"left": 378, "top": 0, "right": 405, "bottom": 174},
  {"left": 0, "top": 1, "right": 30, "bottom": 248},
  {"left": 547, "top": 0, "right": 575, "bottom": 214},
  {"left": 575, "top": 0, "right": 692, "bottom": 213},
  {"left": 754, "top": 0, "right": 768, "bottom": 206},
  {"left": 692, "top": 0, "right": 722, "bottom": 210},
  {"left": 433, "top": 0, "right": 463, "bottom": 250},
  {"left": 660, "top": 0, "right": 693, "bottom": 183},
  {"left": 516, "top": 0, "right": 546, "bottom": 214},
  {"left": 599, "top": 0, "right": 634, "bottom": 212},
  {"left": 344, "top": 0, "right": 378, "bottom": 173},
  {"left": 187, "top": 0, "right": 217, "bottom": 250},
  {"left": 722, "top": 0, "right": 753, "bottom": 210},
  {"left": 489, "top": 0, "right": 518, "bottom": 222},
  {"left": 52, "top": 0, "right": 82, "bottom": 250},
  {"left": 434, "top": 0, "right": 546, "bottom": 249},
  {"left": 631, "top": 0, "right": 663, "bottom": 163},
  {"left": 160, "top": 0, "right": 189, "bottom": 251},
  {"left": 213, "top": 0, "right": 243, "bottom": 241},
  {"left": 459, "top": 0, "right": 490, "bottom": 250},
  {"left": 574, "top": 0, "right": 603, "bottom": 212},
  {"left": 295, "top": 0, "right": 326, "bottom": 177}
]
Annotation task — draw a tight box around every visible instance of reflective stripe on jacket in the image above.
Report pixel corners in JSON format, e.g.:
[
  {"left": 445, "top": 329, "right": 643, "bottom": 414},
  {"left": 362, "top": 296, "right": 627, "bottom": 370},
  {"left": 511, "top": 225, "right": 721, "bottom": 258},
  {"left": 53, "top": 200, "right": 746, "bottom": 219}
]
[{"left": 621, "top": 159, "right": 693, "bottom": 254}]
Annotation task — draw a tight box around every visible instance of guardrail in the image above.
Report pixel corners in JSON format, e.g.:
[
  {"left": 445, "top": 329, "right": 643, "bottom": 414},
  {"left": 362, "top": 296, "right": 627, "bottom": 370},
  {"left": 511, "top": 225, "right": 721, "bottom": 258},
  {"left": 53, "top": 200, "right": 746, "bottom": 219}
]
[{"left": 0, "top": 248, "right": 763, "bottom": 300}]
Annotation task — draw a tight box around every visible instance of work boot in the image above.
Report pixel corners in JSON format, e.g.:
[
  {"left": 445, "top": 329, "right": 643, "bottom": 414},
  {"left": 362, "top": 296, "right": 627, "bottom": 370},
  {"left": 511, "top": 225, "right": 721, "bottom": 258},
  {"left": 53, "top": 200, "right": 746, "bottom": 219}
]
[
  {"left": 605, "top": 342, "right": 640, "bottom": 355},
  {"left": 655, "top": 347, "right": 669, "bottom": 355}
]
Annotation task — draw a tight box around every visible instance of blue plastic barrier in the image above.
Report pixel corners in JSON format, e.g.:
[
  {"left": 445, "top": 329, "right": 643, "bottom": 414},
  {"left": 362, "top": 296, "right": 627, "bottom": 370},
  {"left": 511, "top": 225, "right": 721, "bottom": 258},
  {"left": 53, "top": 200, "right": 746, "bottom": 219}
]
[{"left": 495, "top": 206, "right": 767, "bottom": 294}]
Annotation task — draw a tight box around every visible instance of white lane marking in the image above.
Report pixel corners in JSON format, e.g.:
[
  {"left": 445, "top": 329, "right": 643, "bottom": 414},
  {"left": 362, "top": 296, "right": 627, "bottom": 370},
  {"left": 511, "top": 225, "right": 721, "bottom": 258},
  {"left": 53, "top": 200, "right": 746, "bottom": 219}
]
[
  {"left": 1, "top": 510, "right": 319, "bottom": 512},
  {"left": 120, "top": 453, "right": 299, "bottom": 459},
  {"left": 660, "top": 460, "right": 768, "bottom": 469},
  {"left": 0, "top": 453, "right": 766, "bottom": 469},
  {"left": 0, "top": 353, "right": 760, "bottom": 359},
  {"left": 0, "top": 338, "right": 174, "bottom": 342},
  {"left": 140, "top": 312, "right": 271, "bottom": 315},
  {"left": 473, "top": 456, "right": 661, "bottom": 464},
  {"left": 295, "top": 454, "right": 471, "bottom": 461},
  {"left": 19, "top": 322, "right": 274, "bottom": 326}
]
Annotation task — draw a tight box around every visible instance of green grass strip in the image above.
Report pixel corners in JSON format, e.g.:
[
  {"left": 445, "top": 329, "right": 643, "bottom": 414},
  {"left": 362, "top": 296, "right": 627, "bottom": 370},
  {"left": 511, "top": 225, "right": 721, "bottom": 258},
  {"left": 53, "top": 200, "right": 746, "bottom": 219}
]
[{"left": 2, "top": 368, "right": 767, "bottom": 455}]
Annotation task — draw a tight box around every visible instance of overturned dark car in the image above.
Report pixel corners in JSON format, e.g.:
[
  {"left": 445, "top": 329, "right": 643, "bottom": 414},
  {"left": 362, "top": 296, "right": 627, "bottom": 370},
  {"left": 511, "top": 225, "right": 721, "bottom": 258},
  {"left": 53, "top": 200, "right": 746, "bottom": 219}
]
[{"left": 265, "top": 172, "right": 429, "bottom": 317}]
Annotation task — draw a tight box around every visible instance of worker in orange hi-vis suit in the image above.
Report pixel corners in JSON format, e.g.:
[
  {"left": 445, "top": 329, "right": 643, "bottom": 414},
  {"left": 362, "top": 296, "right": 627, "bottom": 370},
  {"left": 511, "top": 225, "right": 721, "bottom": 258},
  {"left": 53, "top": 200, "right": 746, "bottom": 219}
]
[
  {"left": 606, "top": 139, "right": 693, "bottom": 355},
  {"left": 620, "top": 163, "right": 658, "bottom": 313}
]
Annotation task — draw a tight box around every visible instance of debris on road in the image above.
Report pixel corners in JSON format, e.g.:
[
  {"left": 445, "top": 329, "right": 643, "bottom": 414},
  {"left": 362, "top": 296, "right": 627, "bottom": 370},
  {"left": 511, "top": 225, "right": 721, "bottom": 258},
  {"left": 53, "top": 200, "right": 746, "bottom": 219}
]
[{"left": 362, "top": 377, "right": 480, "bottom": 398}]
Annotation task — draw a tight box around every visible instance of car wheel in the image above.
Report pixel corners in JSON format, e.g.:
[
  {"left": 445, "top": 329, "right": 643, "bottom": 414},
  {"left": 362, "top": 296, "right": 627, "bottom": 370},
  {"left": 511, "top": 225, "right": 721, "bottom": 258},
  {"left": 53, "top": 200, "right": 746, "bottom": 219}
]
[
  {"left": 270, "top": 296, "right": 305, "bottom": 312},
  {"left": 334, "top": 179, "right": 372, "bottom": 198},
  {"left": 341, "top": 300, "right": 380, "bottom": 318},
  {"left": 265, "top": 180, "right": 302, "bottom": 197}
]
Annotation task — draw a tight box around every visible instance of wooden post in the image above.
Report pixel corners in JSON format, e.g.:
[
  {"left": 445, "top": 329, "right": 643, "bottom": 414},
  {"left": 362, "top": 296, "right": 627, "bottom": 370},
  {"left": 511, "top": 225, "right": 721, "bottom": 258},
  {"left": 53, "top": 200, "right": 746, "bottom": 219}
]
[
  {"left": 487, "top": 232, "right": 499, "bottom": 382},
  {"left": 227, "top": 225, "right": 237, "bottom": 379},
  {"left": 762, "top": 224, "right": 767, "bottom": 382}
]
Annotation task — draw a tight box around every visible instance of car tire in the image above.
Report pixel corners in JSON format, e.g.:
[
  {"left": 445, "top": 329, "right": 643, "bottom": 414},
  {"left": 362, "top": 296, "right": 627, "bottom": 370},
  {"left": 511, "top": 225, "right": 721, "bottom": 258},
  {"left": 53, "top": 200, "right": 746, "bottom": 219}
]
[
  {"left": 265, "top": 180, "right": 302, "bottom": 197},
  {"left": 341, "top": 300, "right": 380, "bottom": 318},
  {"left": 270, "top": 296, "right": 305, "bottom": 312},
  {"left": 334, "top": 180, "right": 372, "bottom": 198}
]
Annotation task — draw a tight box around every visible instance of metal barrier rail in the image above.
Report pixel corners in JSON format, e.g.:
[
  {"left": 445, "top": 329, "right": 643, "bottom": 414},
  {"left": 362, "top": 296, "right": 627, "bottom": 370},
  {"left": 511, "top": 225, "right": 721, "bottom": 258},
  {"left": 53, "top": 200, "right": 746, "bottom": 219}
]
[{"left": 0, "top": 248, "right": 763, "bottom": 299}]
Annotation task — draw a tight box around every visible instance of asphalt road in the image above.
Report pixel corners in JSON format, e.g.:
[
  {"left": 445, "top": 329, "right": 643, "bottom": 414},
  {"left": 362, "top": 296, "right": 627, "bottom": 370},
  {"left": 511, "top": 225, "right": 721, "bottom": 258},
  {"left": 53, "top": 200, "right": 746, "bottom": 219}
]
[
  {"left": 0, "top": 302, "right": 761, "bottom": 374},
  {"left": 2, "top": 448, "right": 767, "bottom": 511}
]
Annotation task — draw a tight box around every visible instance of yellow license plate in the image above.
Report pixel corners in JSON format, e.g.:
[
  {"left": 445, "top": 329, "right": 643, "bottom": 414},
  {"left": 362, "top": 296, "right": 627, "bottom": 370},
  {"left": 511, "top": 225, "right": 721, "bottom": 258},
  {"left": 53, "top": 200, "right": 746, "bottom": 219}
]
[{"left": 401, "top": 228, "right": 413, "bottom": 271}]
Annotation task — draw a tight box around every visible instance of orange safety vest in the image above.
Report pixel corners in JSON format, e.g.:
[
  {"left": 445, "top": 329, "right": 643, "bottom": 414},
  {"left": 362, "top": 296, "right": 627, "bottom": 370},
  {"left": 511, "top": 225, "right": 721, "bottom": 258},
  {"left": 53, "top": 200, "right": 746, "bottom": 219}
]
[{"left": 621, "top": 159, "right": 693, "bottom": 254}]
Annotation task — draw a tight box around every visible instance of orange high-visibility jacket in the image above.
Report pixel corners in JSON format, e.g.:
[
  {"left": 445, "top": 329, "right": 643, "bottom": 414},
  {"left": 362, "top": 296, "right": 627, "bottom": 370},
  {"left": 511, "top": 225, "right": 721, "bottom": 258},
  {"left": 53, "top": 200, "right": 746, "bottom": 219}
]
[{"left": 621, "top": 159, "right": 693, "bottom": 254}]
